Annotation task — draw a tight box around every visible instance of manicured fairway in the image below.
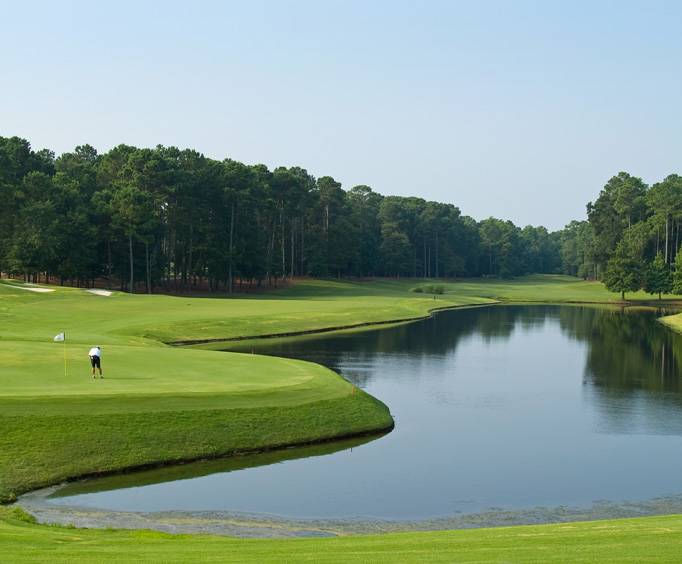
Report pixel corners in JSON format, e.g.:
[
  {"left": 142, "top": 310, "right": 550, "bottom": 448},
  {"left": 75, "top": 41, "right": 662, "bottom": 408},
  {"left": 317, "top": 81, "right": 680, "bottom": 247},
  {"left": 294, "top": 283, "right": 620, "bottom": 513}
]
[
  {"left": 0, "top": 275, "right": 669, "bottom": 347},
  {"left": 3, "top": 506, "right": 682, "bottom": 563},
  {"left": 0, "top": 343, "right": 349, "bottom": 407}
]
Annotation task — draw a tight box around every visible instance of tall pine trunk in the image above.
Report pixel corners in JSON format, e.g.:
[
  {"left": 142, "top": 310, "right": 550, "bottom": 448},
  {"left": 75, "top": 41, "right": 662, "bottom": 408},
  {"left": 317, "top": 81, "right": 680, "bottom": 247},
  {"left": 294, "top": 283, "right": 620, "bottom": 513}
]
[
  {"left": 290, "top": 218, "right": 295, "bottom": 278},
  {"left": 145, "top": 241, "right": 151, "bottom": 294},
  {"left": 435, "top": 232, "right": 439, "bottom": 277},
  {"left": 187, "top": 221, "right": 194, "bottom": 290},
  {"left": 665, "top": 216, "right": 670, "bottom": 263},
  {"left": 300, "top": 216, "right": 305, "bottom": 275},
  {"left": 107, "top": 238, "right": 113, "bottom": 289},
  {"left": 281, "top": 207, "right": 285, "bottom": 279},
  {"left": 267, "top": 217, "right": 276, "bottom": 285},
  {"left": 128, "top": 231, "right": 134, "bottom": 294},
  {"left": 228, "top": 202, "right": 235, "bottom": 295}
]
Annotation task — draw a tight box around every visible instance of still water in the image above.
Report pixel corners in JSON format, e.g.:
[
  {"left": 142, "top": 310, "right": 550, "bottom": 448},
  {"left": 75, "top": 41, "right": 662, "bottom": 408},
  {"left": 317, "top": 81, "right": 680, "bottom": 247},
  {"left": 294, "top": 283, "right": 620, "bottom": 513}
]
[{"left": 48, "top": 305, "right": 682, "bottom": 521}]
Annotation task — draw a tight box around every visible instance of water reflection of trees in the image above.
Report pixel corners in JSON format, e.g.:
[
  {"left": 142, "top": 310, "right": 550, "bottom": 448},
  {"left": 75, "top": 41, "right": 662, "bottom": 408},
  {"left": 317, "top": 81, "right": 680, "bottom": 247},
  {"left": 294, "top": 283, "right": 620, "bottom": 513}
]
[
  {"left": 557, "top": 307, "right": 682, "bottom": 393},
  {"left": 245, "top": 304, "right": 682, "bottom": 433},
  {"left": 245, "top": 306, "right": 555, "bottom": 386},
  {"left": 555, "top": 306, "right": 682, "bottom": 434}
]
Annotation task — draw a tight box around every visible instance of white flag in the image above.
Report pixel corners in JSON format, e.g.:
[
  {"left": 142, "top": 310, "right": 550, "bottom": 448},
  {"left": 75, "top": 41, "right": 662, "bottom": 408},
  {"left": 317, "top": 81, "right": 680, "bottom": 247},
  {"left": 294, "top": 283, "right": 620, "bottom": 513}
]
[{"left": 53, "top": 332, "right": 65, "bottom": 342}]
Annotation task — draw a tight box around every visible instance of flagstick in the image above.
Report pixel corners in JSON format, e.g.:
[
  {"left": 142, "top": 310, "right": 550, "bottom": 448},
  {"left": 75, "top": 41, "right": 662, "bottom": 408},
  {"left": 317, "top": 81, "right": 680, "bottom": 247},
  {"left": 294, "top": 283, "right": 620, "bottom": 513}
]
[{"left": 63, "top": 331, "right": 67, "bottom": 378}]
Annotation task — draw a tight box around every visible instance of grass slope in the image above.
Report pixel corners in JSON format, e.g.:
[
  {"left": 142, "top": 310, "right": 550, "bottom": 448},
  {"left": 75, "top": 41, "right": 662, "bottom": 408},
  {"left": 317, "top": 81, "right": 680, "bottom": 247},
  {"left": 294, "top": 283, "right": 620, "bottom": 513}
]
[
  {"left": 660, "top": 311, "right": 682, "bottom": 334},
  {"left": 2, "top": 507, "right": 682, "bottom": 563}
]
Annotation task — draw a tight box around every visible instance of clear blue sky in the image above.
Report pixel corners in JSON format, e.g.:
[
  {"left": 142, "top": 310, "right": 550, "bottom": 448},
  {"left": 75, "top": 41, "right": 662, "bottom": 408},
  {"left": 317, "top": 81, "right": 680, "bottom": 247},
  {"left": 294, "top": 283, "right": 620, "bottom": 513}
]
[{"left": 2, "top": 0, "right": 681, "bottom": 230}]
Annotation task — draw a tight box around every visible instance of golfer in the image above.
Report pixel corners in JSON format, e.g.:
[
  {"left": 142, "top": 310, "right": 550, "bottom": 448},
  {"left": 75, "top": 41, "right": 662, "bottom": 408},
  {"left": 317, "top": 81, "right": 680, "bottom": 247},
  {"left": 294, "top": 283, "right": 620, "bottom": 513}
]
[{"left": 89, "top": 346, "right": 103, "bottom": 378}]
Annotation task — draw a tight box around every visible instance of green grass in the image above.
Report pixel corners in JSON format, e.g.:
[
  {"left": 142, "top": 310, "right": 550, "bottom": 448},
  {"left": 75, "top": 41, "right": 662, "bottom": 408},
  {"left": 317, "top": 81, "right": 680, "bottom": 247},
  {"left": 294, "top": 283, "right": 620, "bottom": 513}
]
[
  {"left": 2, "top": 506, "right": 682, "bottom": 562},
  {"left": 2, "top": 274, "right": 681, "bottom": 560},
  {"left": 1, "top": 393, "right": 390, "bottom": 504},
  {"left": 1, "top": 275, "right": 670, "bottom": 347},
  {"left": 660, "top": 311, "right": 682, "bottom": 334}
]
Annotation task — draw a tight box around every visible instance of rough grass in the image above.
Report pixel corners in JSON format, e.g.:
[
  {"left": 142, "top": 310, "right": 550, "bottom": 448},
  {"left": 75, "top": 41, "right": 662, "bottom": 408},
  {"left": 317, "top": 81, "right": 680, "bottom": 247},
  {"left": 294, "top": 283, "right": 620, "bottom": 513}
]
[{"left": 2, "top": 506, "right": 682, "bottom": 563}]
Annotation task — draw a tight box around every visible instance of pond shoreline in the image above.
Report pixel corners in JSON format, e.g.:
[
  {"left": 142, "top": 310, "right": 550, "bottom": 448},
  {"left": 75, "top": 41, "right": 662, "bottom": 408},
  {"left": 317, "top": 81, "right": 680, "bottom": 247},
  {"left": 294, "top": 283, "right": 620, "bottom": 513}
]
[
  {"left": 167, "top": 302, "right": 496, "bottom": 346},
  {"left": 4, "top": 421, "right": 393, "bottom": 505},
  {"left": 169, "top": 298, "right": 682, "bottom": 347},
  {"left": 21, "top": 486, "right": 682, "bottom": 538}
]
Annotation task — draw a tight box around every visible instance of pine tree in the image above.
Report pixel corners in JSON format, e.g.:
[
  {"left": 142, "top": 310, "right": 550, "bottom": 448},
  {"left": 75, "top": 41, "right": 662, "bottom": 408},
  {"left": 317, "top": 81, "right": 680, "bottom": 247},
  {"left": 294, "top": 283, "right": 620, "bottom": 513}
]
[
  {"left": 672, "top": 251, "right": 682, "bottom": 295},
  {"left": 644, "top": 251, "right": 672, "bottom": 299},
  {"left": 602, "top": 242, "right": 644, "bottom": 300}
]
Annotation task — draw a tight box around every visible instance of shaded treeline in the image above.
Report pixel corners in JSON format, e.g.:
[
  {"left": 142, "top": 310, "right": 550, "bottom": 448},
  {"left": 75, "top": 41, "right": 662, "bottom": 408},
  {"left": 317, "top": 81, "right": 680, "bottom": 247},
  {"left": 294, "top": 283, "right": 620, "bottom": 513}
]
[
  {"left": 560, "top": 172, "right": 682, "bottom": 298},
  {"left": 0, "top": 136, "right": 561, "bottom": 292}
]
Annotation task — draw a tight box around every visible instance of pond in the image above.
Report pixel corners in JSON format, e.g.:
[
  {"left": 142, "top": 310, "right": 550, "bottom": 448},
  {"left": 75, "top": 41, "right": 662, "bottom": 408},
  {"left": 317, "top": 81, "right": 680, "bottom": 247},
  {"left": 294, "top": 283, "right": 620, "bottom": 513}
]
[{"left": 39, "top": 305, "right": 682, "bottom": 527}]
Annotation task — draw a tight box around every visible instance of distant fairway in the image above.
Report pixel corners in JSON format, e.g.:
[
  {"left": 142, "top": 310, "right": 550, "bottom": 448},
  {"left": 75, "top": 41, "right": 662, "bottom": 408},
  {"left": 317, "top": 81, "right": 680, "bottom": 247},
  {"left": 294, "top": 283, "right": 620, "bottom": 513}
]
[{"left": 0, "top": 275, "right": 667, "bottom": 348}]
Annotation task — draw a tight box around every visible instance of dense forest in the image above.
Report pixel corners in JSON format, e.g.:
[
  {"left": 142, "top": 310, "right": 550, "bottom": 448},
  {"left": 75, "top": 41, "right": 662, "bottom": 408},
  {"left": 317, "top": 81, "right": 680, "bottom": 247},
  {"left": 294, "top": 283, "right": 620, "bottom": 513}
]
[
  {"left": 561, "top": 172, "right": 682, "bottom": 298},
  {"left": 0, "top": 135, "right": 561, "bottom": 292},
  {"left": 0, "top": 135, "right": 678, "bottom": 297}
]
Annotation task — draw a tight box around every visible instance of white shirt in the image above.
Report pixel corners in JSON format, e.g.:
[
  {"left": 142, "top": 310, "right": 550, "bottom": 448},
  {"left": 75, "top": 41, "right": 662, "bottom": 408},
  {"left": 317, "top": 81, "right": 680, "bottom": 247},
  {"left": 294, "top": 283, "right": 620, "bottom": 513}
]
[{"left": 89, "top": 347, "right": 101, "bottom": 357}]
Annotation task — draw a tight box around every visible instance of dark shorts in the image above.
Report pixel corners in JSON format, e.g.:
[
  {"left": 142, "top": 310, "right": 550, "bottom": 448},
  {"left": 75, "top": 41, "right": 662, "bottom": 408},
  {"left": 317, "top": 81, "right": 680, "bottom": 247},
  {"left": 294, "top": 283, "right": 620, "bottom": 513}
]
[{"left": 90, "top": 355, "right": 101, "bottom": 368}]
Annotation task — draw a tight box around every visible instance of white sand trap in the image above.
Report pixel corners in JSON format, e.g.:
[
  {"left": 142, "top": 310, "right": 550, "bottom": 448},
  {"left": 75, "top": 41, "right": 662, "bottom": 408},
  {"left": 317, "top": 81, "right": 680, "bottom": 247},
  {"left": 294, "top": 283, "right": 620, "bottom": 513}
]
[
  {"left": 8, "top": 285, "right": 54, "bottom": 293},
  {"left": 86, "top": 289, "right": 113, "bottom": 296}
]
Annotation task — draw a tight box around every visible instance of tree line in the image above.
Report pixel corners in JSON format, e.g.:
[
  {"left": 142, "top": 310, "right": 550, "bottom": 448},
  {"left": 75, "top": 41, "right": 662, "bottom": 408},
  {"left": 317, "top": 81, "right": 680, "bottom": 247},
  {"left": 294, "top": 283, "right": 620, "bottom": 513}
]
[
  {"left": 0, "top": 135, "right": 563, "bottom": 293},
  {"left": 560, "top": 172, "right": 682, "bottom": 298}
]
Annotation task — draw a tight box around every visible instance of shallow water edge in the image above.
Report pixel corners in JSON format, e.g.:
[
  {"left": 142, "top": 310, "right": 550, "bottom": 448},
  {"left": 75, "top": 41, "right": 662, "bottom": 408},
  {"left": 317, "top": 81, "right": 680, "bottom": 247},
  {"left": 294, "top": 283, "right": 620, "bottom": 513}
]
[{"left": 20, "top": 486, "right": 682, "bottom": 538}]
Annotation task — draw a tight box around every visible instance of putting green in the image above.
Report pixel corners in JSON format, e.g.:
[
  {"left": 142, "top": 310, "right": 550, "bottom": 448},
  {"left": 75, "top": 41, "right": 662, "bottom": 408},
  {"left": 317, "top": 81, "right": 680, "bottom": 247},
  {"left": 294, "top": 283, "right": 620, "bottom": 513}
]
[{"left": 0, "top": 343, "right": 348, "bottom": 400}]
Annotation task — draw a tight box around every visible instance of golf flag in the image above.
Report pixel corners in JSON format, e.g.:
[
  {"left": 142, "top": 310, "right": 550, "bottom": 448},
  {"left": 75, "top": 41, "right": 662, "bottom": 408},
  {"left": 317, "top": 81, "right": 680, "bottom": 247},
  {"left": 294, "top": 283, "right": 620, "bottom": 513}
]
[{"left": 54, "top": 332, "right": 67, "bottom": 377}]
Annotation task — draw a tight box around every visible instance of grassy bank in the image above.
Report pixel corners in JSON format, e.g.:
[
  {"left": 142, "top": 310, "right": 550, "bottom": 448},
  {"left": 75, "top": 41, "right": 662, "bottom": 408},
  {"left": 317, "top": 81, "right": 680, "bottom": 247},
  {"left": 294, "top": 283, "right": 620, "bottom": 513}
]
[
  {"left": 3, "top": 506, "right": 682, "bottom": 562},
  {"left": 659, "top": 311, "right": 682, "bottom": 334}
]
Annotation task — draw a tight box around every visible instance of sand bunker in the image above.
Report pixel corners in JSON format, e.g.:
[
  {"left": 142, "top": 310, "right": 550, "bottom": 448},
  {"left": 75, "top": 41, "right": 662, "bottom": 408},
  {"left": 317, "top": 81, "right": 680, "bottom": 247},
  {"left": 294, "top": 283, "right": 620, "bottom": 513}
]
[
  {"left": 86, "top": 289, "right": 113, "bottom": 296},
  {"left": 6, "top": 285, "right": 54, "bottom": 293}
]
